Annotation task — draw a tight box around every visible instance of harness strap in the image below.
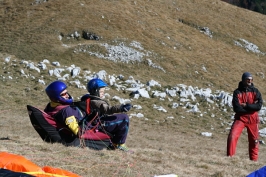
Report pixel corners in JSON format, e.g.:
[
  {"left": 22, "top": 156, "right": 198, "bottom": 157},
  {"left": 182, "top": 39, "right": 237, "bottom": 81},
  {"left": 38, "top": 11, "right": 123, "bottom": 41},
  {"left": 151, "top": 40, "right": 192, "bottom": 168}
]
[{"left": 86, "top": 98, "right": 91, "bottom": 115}]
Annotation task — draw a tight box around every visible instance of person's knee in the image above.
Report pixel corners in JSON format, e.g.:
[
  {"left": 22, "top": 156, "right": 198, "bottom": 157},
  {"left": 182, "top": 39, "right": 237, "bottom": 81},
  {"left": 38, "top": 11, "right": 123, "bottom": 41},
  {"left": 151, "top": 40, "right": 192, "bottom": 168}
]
[{"left": 118, "top": 113, "right": 130, "bottom": 122}]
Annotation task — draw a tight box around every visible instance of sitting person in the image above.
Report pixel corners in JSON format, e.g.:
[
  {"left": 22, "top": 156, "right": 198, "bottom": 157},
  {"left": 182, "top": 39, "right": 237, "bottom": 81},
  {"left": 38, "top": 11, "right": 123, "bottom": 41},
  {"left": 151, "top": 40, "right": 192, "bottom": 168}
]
[
  {"left": 44, "top": 80, "right": 110, "bottom": 150},
  {"left": 81, "top": 78, "right": 132, "bottom": 152}
]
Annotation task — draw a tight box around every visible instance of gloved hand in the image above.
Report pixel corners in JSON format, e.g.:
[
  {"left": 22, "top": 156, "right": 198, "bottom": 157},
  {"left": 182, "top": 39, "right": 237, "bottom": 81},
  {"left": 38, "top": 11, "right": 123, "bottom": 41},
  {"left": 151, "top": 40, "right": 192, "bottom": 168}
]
[{"left": 120, "top": 103, "right": 132, "bottom": 112}]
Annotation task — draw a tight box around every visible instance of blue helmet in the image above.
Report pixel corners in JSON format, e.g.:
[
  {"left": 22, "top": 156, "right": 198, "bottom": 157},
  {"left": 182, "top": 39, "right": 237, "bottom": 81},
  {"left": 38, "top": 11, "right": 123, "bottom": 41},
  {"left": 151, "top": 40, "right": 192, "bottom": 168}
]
[
  {"left": 45, "top": 81, "right": 73, "bottom": 104},
  {"left": 87, "top": 78, "right": 108, "bottom": 96}
]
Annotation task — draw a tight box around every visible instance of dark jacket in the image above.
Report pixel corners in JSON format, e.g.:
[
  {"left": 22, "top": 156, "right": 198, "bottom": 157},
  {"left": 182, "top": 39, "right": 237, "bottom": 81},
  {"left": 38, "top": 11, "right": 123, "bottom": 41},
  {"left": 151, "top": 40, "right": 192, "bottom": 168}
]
[
  {"left": 81, "top": 94, "right": 122, "bottom": 116},
  {"left": 232, "top": 81, "right": 263, "bottom": 124}
]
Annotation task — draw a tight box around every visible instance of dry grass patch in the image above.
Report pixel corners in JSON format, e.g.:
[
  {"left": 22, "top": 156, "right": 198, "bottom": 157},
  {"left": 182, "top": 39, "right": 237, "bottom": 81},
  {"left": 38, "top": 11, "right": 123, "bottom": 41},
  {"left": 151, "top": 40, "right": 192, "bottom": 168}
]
[{"left": 1, "top": 0, "right": 266, "bottom": 176}]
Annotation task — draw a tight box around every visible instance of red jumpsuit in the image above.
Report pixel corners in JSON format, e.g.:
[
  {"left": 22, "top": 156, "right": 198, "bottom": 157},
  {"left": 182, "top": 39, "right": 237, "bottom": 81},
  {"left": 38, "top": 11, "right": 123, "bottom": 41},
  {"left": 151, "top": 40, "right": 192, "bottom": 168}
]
[{"left": 227, "top": 82, "right": 262, "bottom": 161}]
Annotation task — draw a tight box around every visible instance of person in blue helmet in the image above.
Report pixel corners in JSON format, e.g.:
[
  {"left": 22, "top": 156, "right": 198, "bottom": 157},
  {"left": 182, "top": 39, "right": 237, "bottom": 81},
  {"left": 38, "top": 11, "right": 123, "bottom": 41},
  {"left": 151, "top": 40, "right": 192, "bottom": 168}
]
[
  {"left": 81, "top": 78, "right": 132, "bottom": 152},
  {"left": 44, "top": 80, "right": 84, "bottom": 146},
  {"left": 44, "top": 80, "right": 111, "bottom": 150}
]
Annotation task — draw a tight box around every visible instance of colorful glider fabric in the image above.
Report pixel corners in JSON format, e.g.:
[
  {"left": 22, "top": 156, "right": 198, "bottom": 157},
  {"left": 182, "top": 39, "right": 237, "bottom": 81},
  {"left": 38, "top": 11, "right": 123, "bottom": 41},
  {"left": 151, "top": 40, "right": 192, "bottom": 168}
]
[
  {"left": 0, "top": 152, "right": 80, "bottom": 177},
  {"left": 247, "top": 166, "right": 266, "bottom": 177}
]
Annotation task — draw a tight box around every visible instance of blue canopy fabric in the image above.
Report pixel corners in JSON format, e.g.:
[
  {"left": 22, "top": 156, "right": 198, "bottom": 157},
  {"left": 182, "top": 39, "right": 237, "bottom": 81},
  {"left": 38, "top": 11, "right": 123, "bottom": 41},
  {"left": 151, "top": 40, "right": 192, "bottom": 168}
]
[{"left": 247, "top": 166, "right": 266, "bottom": 177}]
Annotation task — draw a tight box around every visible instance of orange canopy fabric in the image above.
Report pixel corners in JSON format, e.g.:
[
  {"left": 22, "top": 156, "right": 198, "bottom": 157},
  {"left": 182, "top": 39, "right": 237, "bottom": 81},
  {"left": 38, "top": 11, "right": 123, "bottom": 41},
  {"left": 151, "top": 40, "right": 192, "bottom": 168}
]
[
  {"left": 0, "top": 152, "right": 42, "bottom": 173},
  {"left": 0, "top": 152, "right": 81, "bottom": 177}
]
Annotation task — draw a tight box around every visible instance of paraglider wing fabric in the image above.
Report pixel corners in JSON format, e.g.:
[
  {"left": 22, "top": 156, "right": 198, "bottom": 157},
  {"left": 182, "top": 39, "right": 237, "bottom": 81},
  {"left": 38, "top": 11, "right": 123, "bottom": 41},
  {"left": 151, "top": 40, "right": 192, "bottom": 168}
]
[
  {"left": 247, "top": 166, "right": 266, "bottom": 177},
  {"left": 0, "top": 168, "right": 35, "bottom": 177},
  {"left": 42, "top": 166, "right": 80, "bottom": 177},
  {"left": 27, "top": 105, "right": 63, "bottom": 143},
  {"left": 0, "top": 152, "right": 81, "bottom": 177},
  {"left": 0, "top": 152, "right": 43, "bottom": 173}
]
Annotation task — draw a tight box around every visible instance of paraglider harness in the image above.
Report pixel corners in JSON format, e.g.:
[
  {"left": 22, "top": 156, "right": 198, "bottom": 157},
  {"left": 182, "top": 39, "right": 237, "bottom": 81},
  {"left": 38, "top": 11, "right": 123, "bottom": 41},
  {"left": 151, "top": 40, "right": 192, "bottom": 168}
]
[
  {"left": 73, "top": 97, "right": 112, "bottom": 140},
  {"left": 74, "top": 98, "right": 101, "bottom": 134},
  {"left": 49, "top": 97, "right": 105, "bottom": 137},
  {"left": 27, "top": 99, "right": 111, "bottom": 149},
  {"left": 27, "top": 98, "right": 112, "bottom": 143}
]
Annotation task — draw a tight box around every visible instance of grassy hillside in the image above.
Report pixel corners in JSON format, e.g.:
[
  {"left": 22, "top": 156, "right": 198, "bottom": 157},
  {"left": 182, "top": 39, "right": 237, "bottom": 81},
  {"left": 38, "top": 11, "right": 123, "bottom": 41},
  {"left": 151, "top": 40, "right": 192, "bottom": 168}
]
[{"left": 1, "top": 0, "right": 266, "bottom": 176}]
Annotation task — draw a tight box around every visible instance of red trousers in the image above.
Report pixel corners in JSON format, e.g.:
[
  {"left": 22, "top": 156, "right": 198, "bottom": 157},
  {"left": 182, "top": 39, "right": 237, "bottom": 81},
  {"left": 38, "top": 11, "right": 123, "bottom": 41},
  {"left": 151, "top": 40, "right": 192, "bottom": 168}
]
[{"left": 227, "top": 120, "right": 259, "bottom": 161}]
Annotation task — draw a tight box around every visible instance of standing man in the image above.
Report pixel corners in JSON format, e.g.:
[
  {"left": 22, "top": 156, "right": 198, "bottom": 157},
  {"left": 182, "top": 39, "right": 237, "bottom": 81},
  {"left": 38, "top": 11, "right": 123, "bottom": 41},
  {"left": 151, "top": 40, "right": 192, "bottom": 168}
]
[{"left": 227, "top": 72, "right": 263, "bottom": 161}]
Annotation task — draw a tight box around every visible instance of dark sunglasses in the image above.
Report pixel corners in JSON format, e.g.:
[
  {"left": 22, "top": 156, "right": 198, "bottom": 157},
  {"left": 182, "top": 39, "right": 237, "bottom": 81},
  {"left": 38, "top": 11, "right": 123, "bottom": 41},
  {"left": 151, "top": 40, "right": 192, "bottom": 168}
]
[{"left": 60, "top": 92, "right": 68, "bottom": 96}]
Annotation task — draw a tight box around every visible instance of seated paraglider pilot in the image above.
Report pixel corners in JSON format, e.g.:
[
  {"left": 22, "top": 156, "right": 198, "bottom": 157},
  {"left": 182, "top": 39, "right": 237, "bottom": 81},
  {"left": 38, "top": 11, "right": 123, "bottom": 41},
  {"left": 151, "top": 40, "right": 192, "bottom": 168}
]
[
  {"left": 81, "top": 78, "right": 132, "bottom": 152},
  {"left": 44, "top": 81, "right": 85, "bottom": 146}
]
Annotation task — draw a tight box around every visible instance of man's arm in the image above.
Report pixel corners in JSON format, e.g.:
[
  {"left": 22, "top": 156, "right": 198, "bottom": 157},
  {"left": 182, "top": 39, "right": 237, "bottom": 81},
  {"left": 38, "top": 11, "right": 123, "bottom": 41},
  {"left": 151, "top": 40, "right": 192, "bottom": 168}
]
[
  {"left": 61, "top": 107, "right": 80, "bottom": 135},
  {"left": 91, "top": 99, "right": 121, "bottom": 115},
  {"left": 65, "top": 116, "right": 79, "bottom": 135},
  {"left": 246, "top": 89, "right": 263, "bottom": 111},
  {"left": 232, "top": 90, "right": 249, "bottom": 113}
]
